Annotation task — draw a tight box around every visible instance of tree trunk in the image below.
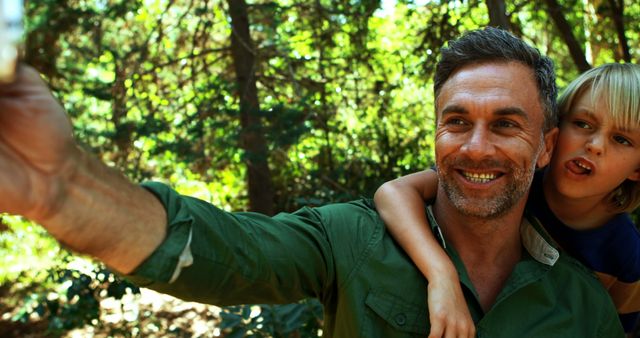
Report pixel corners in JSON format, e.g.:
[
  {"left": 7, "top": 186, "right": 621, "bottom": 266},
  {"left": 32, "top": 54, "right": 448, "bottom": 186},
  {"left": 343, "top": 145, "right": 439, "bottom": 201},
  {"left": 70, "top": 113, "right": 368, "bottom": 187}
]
[
  {"left": 543, "top": 0, "right": 591, "bottom": 72},
  {"left": 608, "top": 0, "right": 631, "bottom": 62},
  {"left": 485, "top": 0, "right": 510, "bottom": 30},
  {"left": 227, "top": 0, "right": 275, "bottom": 215}
]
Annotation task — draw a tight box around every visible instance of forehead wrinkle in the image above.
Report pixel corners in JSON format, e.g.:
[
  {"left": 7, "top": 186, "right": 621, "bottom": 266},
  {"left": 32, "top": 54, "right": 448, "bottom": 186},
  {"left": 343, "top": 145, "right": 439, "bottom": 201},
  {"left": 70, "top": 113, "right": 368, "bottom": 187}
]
[
  {"left": 495, "top": 107, "right": 529, "bottom": 122},
  {"left": 440, "top": 104, "right": 530, "bottom": 121},
  {"left": 440, "top": 104, "right": 468, "bottom": 116}
]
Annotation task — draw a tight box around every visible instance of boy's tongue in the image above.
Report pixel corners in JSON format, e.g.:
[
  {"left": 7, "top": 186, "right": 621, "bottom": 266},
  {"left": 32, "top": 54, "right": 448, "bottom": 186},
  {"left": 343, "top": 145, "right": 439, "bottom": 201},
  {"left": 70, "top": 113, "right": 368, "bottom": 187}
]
[{"left": 567, "top": 160, "right": 591, "bottom": 175}]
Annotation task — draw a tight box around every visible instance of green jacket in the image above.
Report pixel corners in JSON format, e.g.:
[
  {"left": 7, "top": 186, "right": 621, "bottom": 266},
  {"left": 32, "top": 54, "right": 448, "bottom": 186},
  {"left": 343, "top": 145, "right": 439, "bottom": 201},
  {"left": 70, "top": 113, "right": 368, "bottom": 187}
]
[{"left": 129, "top": 182, "right": 624, "bottom": 337}]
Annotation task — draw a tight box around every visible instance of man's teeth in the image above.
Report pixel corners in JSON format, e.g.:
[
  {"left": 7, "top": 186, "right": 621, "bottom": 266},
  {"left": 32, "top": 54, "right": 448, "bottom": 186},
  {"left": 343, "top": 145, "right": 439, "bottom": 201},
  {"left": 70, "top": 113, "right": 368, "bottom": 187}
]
[{"left": 464, "top": 172, "right": 497, "bottom": 183}]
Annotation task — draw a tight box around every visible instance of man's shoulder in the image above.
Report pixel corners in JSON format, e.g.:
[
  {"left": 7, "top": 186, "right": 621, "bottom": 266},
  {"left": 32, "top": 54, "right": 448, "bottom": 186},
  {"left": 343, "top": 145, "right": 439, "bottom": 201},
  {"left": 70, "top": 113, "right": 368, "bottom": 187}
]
[
  {"left": 554, "top": 253, "right": 602, "bottom": 283},
  {"left": 319, "top": 199, "right": 385, "bottom": 241},
  {"left": 552, "top": 253, "right": 616, "bottom": 303},
  {"left": 523, "top": 214, "right": 615, "bottom": 303},
  {"left": 274, "top": 198, "right": 386, "bottom": 246},
  {"left": 287, "top": 198, "right": 383, "bottom": 227},
  {"left": 315, "top": 198, "right": 379, "bottom": 214}
]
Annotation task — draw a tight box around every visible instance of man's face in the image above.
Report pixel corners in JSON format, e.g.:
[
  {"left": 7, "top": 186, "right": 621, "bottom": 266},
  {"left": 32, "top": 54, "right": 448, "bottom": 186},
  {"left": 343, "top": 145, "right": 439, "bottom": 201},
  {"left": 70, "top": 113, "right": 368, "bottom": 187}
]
[{"left": 435, "top": 61, "right": 554, "bottom": 218}]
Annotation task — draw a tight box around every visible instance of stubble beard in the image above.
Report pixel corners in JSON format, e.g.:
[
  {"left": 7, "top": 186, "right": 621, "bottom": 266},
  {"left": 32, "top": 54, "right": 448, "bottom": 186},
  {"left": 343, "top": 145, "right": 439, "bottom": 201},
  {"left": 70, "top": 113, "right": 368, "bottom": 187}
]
[{"left": 438, "top": 157, "right": 536, "bottom": 219}]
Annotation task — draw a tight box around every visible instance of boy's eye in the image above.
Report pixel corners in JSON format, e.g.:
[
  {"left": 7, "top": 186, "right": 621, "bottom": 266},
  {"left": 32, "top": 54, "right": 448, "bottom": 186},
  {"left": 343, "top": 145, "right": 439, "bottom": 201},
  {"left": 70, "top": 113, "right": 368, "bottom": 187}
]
[
  {"left": 613, "top": 135, "right": 632, "bottom": 146},
  {"left": 573, "top": 120, "right": 591, "bottom": 129}
]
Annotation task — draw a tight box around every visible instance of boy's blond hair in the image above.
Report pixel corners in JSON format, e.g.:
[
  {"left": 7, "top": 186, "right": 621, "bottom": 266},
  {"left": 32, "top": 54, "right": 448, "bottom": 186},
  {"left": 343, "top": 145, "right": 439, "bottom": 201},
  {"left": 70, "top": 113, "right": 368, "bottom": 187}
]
[{"left": 558, "top": 63, "right": 640, "bottom": 213}]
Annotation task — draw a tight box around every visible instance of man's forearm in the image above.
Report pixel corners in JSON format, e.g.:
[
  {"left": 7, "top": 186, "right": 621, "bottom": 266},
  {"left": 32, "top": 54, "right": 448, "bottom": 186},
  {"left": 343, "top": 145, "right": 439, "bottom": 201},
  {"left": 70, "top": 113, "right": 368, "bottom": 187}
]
[{"left": 37, "top": 147, "right": 167, "bottom": 274}]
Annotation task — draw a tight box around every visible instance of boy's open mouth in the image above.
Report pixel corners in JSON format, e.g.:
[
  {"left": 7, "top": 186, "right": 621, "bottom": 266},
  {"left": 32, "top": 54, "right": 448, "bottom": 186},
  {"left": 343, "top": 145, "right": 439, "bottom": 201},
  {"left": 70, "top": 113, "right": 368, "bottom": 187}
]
[{"left": 569, "top": 158, "right": 593, "bottom": 175}]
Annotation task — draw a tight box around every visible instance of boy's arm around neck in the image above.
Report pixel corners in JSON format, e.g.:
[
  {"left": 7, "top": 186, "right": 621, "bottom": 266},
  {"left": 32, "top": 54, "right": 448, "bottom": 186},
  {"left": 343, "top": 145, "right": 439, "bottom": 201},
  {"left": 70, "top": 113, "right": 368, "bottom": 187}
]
[{"left": 374, "top": 169, "right": 475, "bottom": 338}]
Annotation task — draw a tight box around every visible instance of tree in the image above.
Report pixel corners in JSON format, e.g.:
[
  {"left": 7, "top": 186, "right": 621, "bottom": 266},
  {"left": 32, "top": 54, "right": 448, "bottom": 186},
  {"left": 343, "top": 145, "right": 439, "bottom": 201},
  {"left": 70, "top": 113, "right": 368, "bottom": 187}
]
[
  {"left": 485, "top": 0, "right": 510, "bottom": 30},
  {"left": 542, "top": 0, "right": 592, "bottom": 72},
  {"left": 606, "top": 0, "right": 631, "bottom": 62},
  {"left": 228, "top": 0, "right": 275, "bottom": 215}
]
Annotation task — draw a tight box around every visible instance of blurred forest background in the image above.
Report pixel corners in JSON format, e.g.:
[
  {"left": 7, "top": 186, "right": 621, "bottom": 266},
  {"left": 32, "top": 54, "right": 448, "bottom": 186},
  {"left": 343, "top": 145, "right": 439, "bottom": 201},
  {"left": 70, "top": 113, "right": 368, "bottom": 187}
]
[{"left": 1, "top": 0, "right": 640, "bottom": 337}]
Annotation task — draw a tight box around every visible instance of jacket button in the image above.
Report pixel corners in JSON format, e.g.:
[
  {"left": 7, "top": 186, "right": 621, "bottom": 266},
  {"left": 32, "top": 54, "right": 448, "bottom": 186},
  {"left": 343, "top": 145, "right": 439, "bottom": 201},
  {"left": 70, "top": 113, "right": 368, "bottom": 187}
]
[{"left": 395, "top": 313, "right": 407, "bottom": 326}]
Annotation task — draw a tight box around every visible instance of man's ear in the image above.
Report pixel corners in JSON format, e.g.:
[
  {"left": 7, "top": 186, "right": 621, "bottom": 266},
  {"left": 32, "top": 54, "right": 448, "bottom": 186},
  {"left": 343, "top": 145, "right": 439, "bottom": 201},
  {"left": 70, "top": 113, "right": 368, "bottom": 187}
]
[{"left": 536, "top": 127, "right": 558, "bottom": 169}]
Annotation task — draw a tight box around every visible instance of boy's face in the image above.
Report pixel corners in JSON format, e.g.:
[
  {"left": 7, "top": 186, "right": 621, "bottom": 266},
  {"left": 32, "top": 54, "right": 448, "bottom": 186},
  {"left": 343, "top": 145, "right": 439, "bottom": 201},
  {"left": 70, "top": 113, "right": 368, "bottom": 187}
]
[
  {"left": 547, "top": 91, "right": 640, "bottom": 203},
  {"left": 434, "top": 61, "right": 554, "bottom": 218}
]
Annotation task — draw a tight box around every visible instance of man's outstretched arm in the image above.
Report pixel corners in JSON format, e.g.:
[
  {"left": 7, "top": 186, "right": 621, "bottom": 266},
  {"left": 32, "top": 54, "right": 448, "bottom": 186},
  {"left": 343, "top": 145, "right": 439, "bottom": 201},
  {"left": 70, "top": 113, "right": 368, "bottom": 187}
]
[{"left": 0, "top": 65, "right": 166, "bottom": 274}]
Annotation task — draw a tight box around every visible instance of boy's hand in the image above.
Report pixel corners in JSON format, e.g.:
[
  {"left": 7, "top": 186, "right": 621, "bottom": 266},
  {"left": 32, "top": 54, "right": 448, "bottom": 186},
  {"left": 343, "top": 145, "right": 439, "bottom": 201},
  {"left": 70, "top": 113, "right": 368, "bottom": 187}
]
[{"left": 427, "top": 277, "right": 476, "bottom": 338}]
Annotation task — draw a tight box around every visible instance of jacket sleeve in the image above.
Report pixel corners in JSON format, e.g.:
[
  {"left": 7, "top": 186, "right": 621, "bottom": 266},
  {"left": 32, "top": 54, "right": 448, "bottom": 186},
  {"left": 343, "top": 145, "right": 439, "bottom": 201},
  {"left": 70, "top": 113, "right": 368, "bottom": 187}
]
[{"left": 125, "top": 181, "right": 337, "bottom": 306}]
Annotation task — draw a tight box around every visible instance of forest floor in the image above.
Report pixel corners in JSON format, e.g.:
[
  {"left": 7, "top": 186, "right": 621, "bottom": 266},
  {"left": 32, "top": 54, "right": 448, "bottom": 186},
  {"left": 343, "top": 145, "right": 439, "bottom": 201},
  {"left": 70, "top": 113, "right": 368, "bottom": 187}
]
[{"left": 0, "top": 286, "right": 224, "bottom": 338}]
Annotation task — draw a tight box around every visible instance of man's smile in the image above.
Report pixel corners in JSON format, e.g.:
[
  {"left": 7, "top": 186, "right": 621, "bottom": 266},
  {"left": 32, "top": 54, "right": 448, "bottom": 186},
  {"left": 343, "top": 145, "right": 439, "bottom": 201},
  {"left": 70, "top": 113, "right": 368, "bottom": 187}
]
[{"left": 460, "top": 171, "right": 501, "bottom": 184}]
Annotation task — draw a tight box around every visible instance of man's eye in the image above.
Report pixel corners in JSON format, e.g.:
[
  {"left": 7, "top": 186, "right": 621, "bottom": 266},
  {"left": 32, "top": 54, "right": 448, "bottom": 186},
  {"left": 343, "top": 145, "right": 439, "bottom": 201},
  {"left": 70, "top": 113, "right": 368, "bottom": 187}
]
[
  {"left": 446, "top": 118, "right": 467, "bottom": 126},
  {"left": 613, "top": 135, "right": 632, "bottom": 146},
  {"left": 495, "top": 120, "right": 517, "bottom": 128}
]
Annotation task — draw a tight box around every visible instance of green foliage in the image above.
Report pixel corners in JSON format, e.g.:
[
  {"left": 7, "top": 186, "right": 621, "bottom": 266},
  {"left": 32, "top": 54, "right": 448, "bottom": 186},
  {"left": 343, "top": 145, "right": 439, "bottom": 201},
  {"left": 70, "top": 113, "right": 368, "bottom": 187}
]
[
  {"left": 1, "top": 216, "right": 144, "bottom": 337},
  {"left": 13, "top": 266, "right": 140, "bottom": 336},
  {"left": 4, "top": 0, "right": 640, "bottom": 336},
  {"left": 219, "top": 300, "right": 323, "bottom": 337},
  {"left": 0, "top": 216, "right": 61, "bottom": 285}
]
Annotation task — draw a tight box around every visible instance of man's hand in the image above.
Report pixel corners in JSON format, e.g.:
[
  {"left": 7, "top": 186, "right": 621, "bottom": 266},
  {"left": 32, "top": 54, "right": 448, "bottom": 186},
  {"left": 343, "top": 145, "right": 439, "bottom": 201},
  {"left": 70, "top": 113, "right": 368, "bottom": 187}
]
[
  {"left": 0, "top": 65, "right": 77, "bottom": 221},
  {"left": 0, "top": 66, "right": 167, "bottom": 274}
]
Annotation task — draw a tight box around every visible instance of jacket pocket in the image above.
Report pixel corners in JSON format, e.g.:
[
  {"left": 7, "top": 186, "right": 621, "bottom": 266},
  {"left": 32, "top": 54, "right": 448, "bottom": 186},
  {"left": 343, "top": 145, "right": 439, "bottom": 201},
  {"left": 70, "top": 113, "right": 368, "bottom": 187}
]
[{"left": 364, "top": 289, "right": 429, "bottom": 336}]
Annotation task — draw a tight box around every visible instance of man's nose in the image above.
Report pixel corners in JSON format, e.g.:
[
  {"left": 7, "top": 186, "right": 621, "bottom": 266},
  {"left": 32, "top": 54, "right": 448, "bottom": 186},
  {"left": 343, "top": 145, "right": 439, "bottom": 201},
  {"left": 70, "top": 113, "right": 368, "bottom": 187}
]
[{"left": 460, "top": 126, "right": 496, "bottom": 158}]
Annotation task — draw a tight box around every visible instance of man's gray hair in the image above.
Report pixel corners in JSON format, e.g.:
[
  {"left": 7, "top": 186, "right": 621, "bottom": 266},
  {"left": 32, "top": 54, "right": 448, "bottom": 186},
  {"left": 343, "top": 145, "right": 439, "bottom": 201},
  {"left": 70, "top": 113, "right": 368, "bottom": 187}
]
[{"left": 434, "top": 27, "right": 558, "bottom": 131}]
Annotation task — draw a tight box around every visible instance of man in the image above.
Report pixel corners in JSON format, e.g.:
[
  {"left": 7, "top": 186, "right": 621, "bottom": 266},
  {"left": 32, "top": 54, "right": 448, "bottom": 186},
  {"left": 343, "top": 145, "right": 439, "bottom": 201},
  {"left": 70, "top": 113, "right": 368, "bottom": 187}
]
[{"left": 0, "top": 27, "right": 623, "bottom": 336}]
